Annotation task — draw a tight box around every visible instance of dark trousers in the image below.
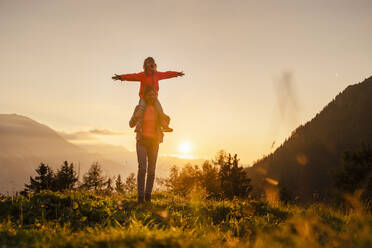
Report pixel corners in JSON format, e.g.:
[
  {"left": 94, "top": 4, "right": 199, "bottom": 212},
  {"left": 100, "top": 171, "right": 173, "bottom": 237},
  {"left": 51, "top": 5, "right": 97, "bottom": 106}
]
[{"left": 136, "top": 138, "right": 159, "bottom": 202}]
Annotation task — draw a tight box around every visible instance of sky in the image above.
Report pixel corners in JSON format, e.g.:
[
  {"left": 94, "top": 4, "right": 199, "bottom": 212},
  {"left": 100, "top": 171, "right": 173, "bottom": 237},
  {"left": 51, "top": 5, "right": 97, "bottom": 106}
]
[{"left": 0, "top": 0, "right": 371, "bottom": 164}]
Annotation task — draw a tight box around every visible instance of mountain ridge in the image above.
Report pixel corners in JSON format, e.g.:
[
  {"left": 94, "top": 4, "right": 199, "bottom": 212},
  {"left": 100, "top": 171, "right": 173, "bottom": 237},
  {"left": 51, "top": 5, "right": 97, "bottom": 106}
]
[{"left": 247, "top": 75, "right": 372, "bottom": 201}]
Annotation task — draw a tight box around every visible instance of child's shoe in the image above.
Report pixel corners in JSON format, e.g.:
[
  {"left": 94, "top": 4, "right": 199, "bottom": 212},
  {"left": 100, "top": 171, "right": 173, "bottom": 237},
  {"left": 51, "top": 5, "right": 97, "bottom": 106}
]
[
  {"left": 161, "top": 126, "right": 173, "bottom": 132},
  {"left": 135, "top": 124, "right": 141, "bottom": 132}
]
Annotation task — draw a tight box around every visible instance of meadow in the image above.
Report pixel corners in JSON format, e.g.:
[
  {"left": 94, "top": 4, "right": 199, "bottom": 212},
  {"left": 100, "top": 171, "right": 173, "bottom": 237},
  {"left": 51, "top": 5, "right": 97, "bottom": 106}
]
[{"left": 1, "top": 190, "right": 371, "bottom": 248}]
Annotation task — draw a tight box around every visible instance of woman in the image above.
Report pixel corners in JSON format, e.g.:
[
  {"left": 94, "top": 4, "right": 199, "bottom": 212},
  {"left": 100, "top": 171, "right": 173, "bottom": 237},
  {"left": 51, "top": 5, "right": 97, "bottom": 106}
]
[{"left": 131, "top": 86, "right": 165, "bottom": 204}]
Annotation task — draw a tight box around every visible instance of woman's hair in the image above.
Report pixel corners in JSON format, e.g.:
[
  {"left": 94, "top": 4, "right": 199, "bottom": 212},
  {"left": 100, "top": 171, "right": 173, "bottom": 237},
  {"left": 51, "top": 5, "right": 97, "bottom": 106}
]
[
  {"left": 143, "top": 57, "right": 157, "bottom": 74},
  {"left": 143, "top": 85, "right": 156, "bottom": 97}
]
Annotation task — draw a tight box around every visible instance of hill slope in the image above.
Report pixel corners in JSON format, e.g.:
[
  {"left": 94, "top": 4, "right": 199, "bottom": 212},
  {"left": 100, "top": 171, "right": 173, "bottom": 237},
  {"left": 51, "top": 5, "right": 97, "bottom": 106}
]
[
  {"left": 0, "top": 114, "right": 124, "bottom": 194},
  {"left": 247, "top": 76, "right": 372, "bottom": 201}
]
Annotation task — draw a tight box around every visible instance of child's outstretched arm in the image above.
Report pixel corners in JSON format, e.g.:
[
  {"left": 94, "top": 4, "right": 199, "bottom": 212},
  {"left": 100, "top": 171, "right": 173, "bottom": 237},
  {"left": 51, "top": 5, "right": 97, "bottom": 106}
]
[
  {"left": 112, "top": 73, "right": 143, "bottom": 81},
  {"left": 157, "top": 71, "right": 185, "bottom": 80}
]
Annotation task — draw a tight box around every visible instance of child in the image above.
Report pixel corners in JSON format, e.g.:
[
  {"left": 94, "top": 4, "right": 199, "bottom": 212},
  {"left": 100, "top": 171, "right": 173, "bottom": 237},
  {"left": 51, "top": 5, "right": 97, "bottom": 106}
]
[{"left": 112, "top": 57, "right": 184, "bottom": 132}]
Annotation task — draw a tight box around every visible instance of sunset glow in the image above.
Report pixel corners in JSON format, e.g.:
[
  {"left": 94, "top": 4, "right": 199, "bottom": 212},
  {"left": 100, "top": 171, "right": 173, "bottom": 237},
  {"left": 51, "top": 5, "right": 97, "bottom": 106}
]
[
  {"left": 0, "top": 1, "right": 371, "bottom": 246},
  {"left": 179, "top": 141, "right": 192, "bottom": 155},
  {"left": 0, "top": 0, "right": 371, "bottom": 165}
]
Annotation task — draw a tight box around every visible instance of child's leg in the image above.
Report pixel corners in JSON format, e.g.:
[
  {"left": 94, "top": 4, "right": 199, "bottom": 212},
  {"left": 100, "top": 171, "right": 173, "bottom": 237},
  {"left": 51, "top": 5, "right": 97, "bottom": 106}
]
[
  {"left": 154, "top": 98, "right": 164, "bottom": 114},
  {"left": 155, "top": 98, "right": 172, "bottom": 129},
  {"left": 129, "top": 98, "right": 146, "bottom": 128}
]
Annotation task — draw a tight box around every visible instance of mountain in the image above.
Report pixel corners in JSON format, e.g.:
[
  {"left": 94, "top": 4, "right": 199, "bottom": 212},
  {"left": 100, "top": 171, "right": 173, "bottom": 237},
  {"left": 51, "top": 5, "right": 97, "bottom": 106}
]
[
  {"left": 247, "top": 76, "right": 372, "bottom": 201},
  {"left": 0, "top": 114, "right": 125, "bottom": 194}
]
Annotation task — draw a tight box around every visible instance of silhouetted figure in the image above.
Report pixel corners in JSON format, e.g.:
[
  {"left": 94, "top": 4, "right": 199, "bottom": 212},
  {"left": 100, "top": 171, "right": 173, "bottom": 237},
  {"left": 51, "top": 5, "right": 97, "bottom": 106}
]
[{"left": 131, "top": 86, "right": 164, "bottom": 204}]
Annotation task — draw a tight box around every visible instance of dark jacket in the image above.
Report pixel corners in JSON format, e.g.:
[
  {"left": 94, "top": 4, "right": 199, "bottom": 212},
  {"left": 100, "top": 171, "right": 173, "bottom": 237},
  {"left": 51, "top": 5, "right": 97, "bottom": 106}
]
[{"left": 129, "top": 105, "right": 164, "bottom": 144}]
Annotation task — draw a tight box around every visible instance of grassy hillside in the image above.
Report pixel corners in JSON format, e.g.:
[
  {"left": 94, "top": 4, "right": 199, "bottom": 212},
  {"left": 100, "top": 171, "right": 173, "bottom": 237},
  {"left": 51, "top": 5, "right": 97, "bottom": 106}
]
[{"left": 0, "top": 191, "right": 371, "bottom": 247}]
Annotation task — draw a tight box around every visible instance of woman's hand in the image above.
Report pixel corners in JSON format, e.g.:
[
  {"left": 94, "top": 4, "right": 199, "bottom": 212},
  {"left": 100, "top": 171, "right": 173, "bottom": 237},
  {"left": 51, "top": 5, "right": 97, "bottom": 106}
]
[
  {"left": 112, "top": 74, "right": 122, "bottom": 81},
  {"left": 178, "top": 71, "right": 185, "bottom": 77}
]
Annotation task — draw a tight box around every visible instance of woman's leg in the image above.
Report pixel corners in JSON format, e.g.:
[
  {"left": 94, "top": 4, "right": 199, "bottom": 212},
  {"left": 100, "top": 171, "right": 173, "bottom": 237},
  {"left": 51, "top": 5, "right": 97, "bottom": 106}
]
[
  {"left": 136, "top": 140, "right": 147, "bottom": 203},
  {"left": 144, "top": 142, "right": 159, "bottom": 202}
]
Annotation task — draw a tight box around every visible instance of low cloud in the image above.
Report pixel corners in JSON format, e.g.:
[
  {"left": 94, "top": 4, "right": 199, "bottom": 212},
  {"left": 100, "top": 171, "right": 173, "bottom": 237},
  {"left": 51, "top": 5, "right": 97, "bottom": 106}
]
[
  {"left": 58, "top": 131, "right": 96, "bottom": 141},
  {"left": 89, "top": 129, "right": 123, "bottom": 136},
  {"left": 58, "top": 128, "right": 123, "bottom": 141}
]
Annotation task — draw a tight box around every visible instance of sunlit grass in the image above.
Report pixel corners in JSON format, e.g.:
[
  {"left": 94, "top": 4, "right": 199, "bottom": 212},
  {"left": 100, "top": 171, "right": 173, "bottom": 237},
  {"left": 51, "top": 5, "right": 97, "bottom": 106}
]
[{"left": 0, "top": 190, "right": 371, "bottom": 247}]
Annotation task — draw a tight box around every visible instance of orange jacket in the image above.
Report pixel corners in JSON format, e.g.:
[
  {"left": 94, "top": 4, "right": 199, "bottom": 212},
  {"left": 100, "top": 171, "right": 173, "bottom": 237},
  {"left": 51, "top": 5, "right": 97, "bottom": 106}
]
[
  {"left": 119, "top": 71, "right": 180, "bottom": 98},
  {"left": 141, "top": 105, "right": 157, "bottom": 139}
]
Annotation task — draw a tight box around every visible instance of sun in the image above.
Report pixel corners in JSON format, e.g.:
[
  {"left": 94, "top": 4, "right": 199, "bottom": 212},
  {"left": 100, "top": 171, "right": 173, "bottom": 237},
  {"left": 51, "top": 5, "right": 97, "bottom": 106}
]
[{"left": 179, "top": 141, "right": 192, "bottom": 154}]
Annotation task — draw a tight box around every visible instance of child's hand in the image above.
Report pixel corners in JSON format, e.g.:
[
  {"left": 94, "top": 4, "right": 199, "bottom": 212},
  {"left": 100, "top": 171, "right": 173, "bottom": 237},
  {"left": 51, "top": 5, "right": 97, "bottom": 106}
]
[
  {"left": 112, "top": 74, "right": 121, "bottom": 81},
  {"left": 178, "top": 71, "right": 185, "bottom": 77}
]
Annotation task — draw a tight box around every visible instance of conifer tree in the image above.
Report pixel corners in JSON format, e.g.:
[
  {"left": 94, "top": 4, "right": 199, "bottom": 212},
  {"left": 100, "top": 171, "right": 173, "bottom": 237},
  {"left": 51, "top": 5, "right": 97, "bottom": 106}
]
[
  {"left": 115, "top": 174, "right": 125, "bottom": 193},
  {"left": 124, "top": 173, "right": 137, "bottom": 194},
  {"left": 215, "top": 152, "right": 252, "bottom": 199},
  {"left": 24, "top": 163, "right": 55, "bottom": 193},
  {"left": 104, "top": 176, "right": 114, "bottom": 194},
  {"left": 55, "top": 161, "right": 78, "bottom": 191},
  {"left": 82, "top": 162, "right": 105, "bottom": 191},
  {"left": 334, "top": 143, "right": 372, "bottom": 201}
]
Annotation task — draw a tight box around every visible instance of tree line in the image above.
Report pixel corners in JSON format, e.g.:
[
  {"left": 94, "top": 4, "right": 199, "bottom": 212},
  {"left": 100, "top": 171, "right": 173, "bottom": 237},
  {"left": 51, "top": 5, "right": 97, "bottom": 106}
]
[
  {"left": 21, "top": 151, "right": 253, "bottom": 200},
  {"left": 157, "top": 151, "right": 253, "bottom": 199},
  {"left": 20, "top": 145, "right": 370, "bottom": 206},
  {"left": 22, "top": 161, "right": 136, "bottom": 195}
]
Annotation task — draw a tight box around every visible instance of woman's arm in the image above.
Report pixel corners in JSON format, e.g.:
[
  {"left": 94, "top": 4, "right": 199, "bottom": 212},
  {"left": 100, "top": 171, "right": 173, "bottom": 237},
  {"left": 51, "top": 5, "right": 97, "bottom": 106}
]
[{"left": 157, "top": 71, "right": 184, "bottom": 80}]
